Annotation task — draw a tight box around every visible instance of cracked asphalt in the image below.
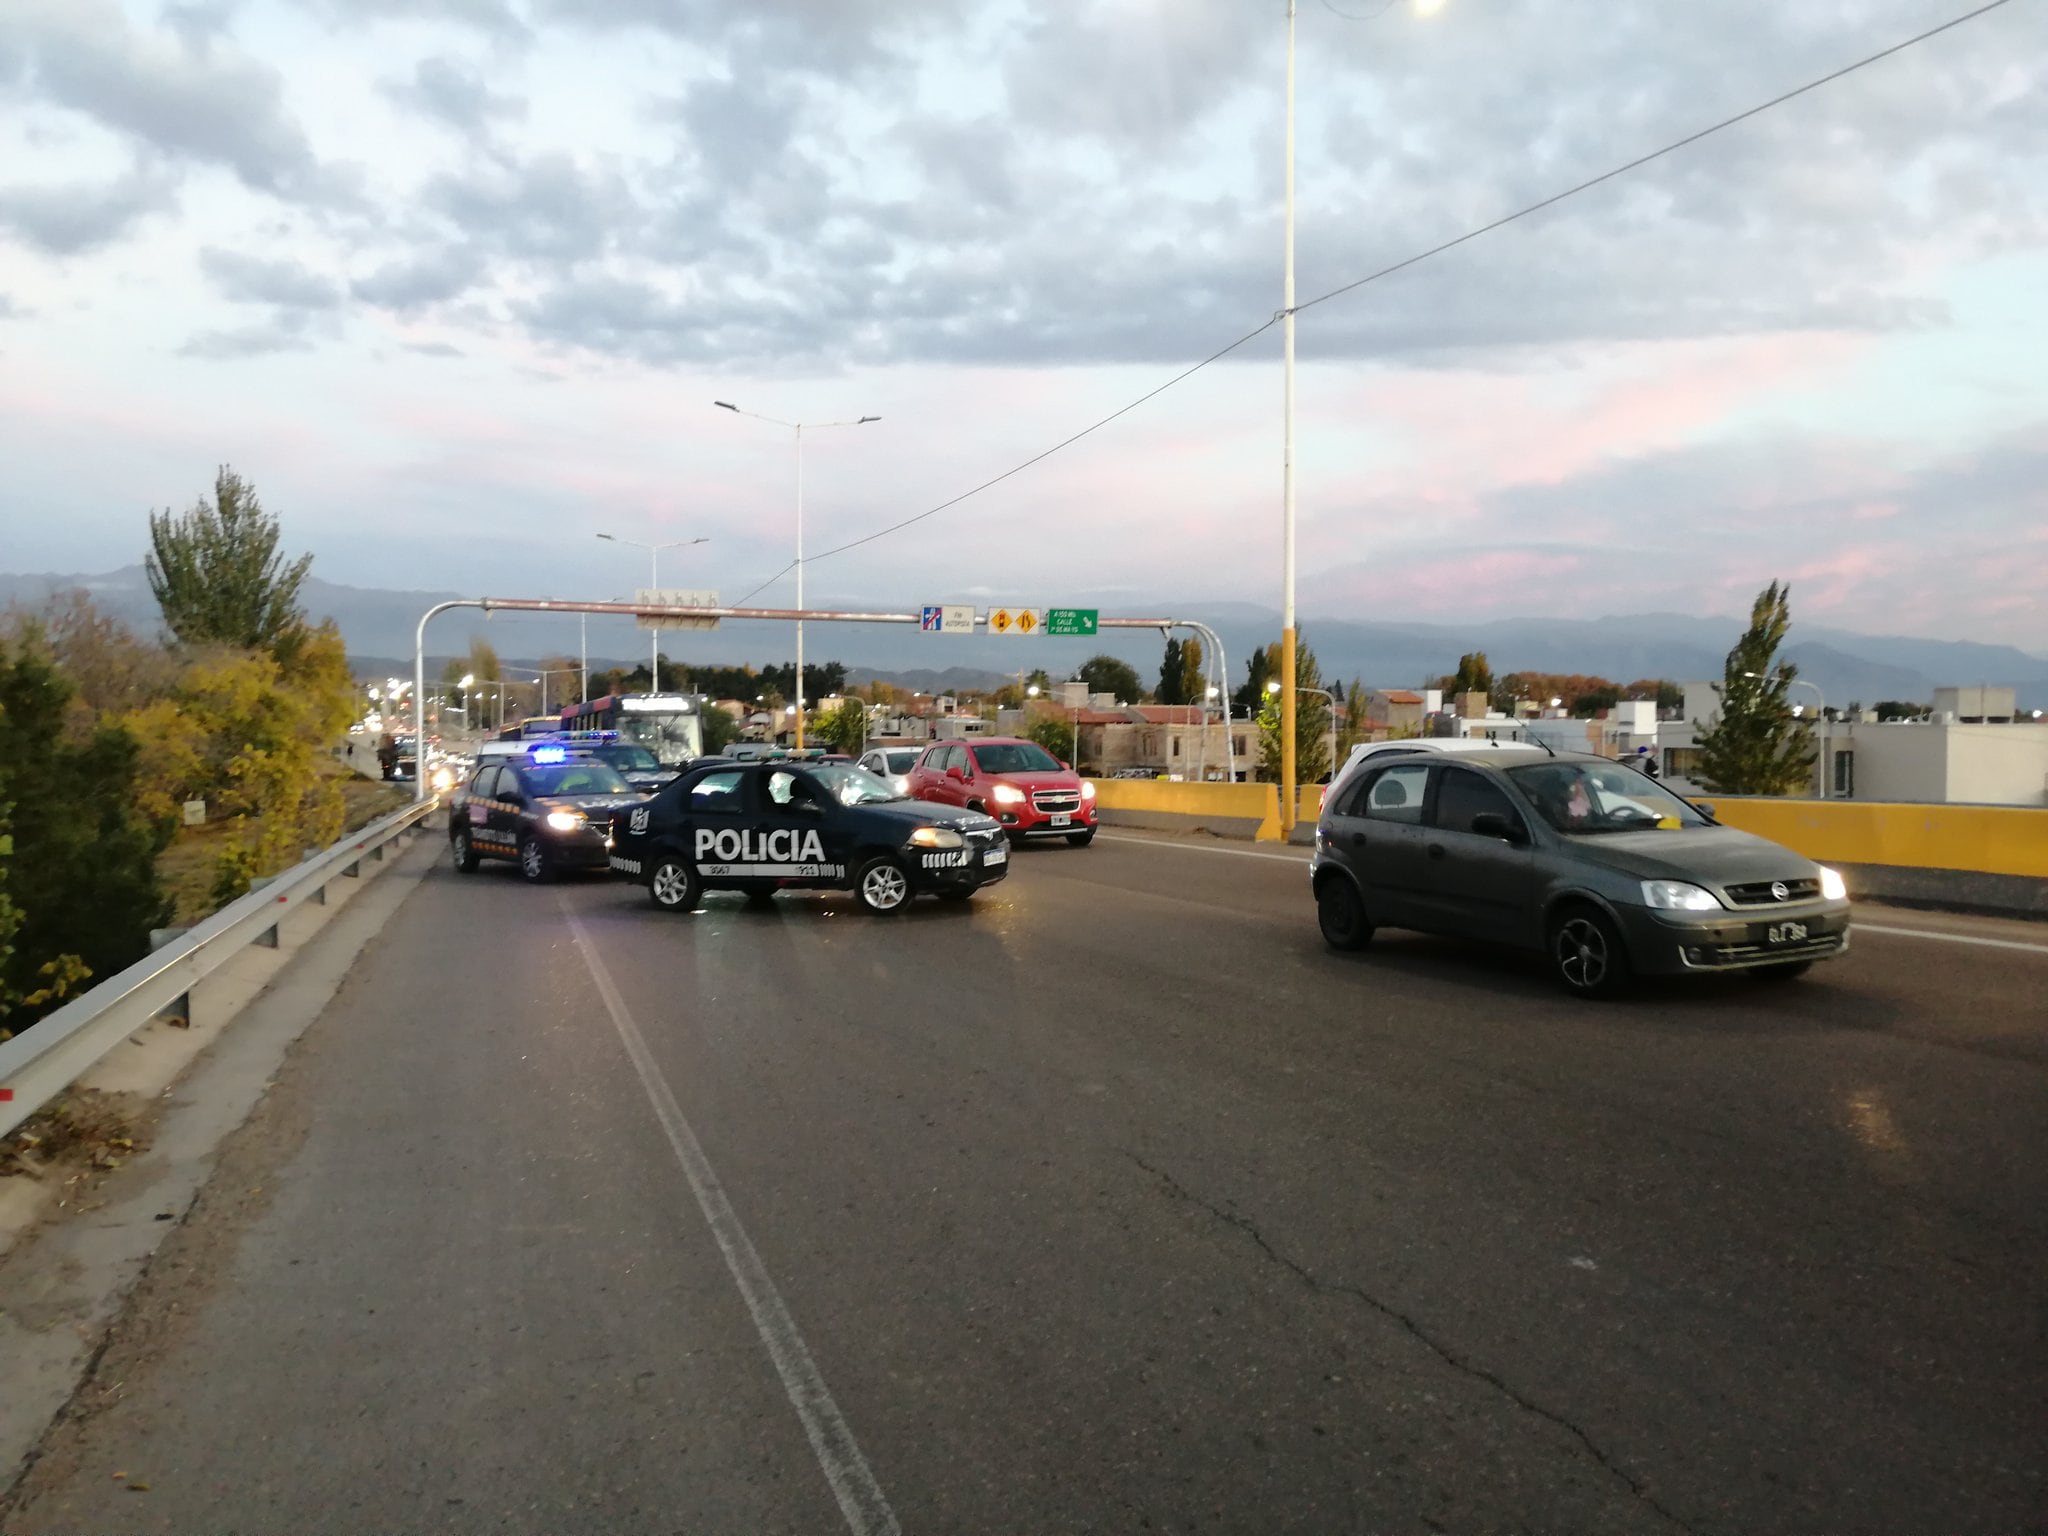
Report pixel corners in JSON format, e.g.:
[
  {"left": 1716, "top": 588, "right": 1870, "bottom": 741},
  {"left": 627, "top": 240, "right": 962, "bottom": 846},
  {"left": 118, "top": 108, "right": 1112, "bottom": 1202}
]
[{"left": 5, "top": 827, "right": 2045, "bottom": 1534}]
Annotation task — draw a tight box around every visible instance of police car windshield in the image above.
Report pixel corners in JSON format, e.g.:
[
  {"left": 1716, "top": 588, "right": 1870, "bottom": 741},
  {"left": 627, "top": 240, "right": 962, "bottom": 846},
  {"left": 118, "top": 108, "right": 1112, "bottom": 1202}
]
[
  {"left": 1508, "top": 761, "right": 1707, "bottom": 834},
  {"left": 974, "top": 742, "right": 1062, "bottom": 774},
  {"left": 802, "top": 764, "right": 905, "bottom": 805},
  {"left": 520, "top": 762, "right": 631, "bottom": 797}
]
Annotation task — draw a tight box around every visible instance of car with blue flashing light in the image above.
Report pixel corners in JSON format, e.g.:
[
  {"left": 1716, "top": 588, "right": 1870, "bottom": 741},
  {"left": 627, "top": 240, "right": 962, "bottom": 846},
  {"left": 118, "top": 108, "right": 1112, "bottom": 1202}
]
[
  {"left": 1309, "top": 747, "right": 1851, "bottom": 996},
  {"left": 448, "top": 745, "right": 648, "bottom": 883},
  {"left": 607, "top": 760, "right": 1009, "bottom": 915}
]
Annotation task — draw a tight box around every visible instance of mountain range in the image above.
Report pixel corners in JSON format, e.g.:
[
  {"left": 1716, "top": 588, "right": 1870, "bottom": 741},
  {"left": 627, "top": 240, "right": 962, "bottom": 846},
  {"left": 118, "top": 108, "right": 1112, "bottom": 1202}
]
[{"left": 4, "top": 566, "right": 2043, "bottom": 712}]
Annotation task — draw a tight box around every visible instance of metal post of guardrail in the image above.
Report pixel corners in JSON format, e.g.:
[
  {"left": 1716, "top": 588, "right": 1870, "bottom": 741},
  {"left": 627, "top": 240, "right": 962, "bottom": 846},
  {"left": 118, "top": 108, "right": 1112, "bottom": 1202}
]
[{"left": 0, "top": 799, "right": 439, "bottom": 1141}]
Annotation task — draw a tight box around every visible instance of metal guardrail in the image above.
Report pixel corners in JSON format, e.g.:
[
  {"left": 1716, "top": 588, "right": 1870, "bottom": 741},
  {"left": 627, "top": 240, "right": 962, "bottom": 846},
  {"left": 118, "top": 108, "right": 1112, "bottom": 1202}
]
[{"left": 0, "top": 799, "right": 438, "bottom": 1140}]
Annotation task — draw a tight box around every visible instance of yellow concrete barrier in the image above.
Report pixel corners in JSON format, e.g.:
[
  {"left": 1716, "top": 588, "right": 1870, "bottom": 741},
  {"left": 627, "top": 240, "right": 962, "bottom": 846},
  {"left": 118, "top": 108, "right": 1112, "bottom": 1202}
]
[
  {"left": 1702, "top": 798, "right": 2048, "bottom": 879},
  {"left": 1088, "top": 779, "right": 1282, "bottom": 841}
]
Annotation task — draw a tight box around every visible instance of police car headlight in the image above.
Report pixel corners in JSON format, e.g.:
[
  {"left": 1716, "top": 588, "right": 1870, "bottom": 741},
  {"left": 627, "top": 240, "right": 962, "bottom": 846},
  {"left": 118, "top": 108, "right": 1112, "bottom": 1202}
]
[
  {"left": 543, "top": 810, "right": 585, "bottom": 832},
  {"left": 1081, "top": 780, "right": 1096, "bottom": 799},
  {"left": 1819, "top": 866, "right": 1848, "bottom": 902},
  {"left": 909, "top": 826, "right": 964, "bottom": 849},
  {"left": 991, "top": 784, "right": 1026, "bottom": 806},
  {"left": 1640, "top": 879, "right": 1721, "bottom": 911}
]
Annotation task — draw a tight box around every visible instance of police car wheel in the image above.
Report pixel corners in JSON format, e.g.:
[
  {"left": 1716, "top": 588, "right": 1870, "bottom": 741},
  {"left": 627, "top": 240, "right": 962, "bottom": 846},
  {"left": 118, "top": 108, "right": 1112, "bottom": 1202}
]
[
  {"left": 450, "top": 829, "right": 479, "bottom": 873},
  {"left": 517, "top": 835, "right": 551, "bottom": 883},
  {"left": 647, "top": 858, "right": 700, "bottom": 913},
  {"left": 853, "top": 855, "right": 912, "bottom": 915}
]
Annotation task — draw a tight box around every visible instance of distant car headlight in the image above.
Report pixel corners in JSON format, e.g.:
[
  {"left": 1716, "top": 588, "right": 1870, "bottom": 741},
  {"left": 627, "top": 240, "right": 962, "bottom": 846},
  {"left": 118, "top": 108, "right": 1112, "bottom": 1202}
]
[
  {"left": 1640, "top": 880, "right": 1722, "bottom": 911},
  {"left": 891, "top": 775, "right": 911, "bottom": 795},
  {"left": 1818, "top": 866, "right": 1848, "bottom": 901},
  {"left": 991, "top": 783, "right": 1026, "bottom": 806},
  {"left": 1080, "top": 781, "right": 1096, "bottom": 799},
  {"left": 543, "top": 810, "right": 585, "bottom": 832},
  {"left": 910, "top": 826, "right": 964, "bottom": 849}
]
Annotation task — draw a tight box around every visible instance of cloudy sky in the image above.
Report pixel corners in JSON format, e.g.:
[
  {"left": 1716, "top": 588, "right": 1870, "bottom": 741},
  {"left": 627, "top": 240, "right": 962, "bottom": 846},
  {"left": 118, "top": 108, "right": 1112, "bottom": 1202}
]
[{"left": 2, "top": 0, "right": 2044, "bottom": 650}]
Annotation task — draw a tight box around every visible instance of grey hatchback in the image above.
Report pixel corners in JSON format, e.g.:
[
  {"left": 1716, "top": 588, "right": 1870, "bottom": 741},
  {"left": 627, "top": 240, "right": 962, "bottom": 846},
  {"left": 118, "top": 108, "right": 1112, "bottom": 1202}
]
[{"left": 1309, "top": 748, "right": 1851, "bottom": 997}]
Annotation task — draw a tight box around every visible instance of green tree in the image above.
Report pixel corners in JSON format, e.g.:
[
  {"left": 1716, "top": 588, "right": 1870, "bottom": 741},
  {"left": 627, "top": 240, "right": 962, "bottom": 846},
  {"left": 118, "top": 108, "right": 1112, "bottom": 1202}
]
[
  {"left": 1256, "top": 639, "right": 1332, "bottom": 783},
  {"left": 1025, "top": 713, "right": 1075, "bottom": 765},
  {"left": 1178, "top": 637, "right": 1204, "bottom": 706},
  {"left": 1157, "top": 639, "right": 1186, "bottom": 705},
  {"left": 700, "top": 704, "right": 740, "bottom": 755},
  {"left": 1025, "top": 668, "right": 1050, "bottom": 693},
  {"left": 1873, "top": 699, "right": 1926, "bottom": 722},
  {"left": 146, "top": 467, "right": 313, "bottom": 654},
  {"left": 1334, "top": 678, "right": 1368, "bottom": 764},
  {"left": 0, "top": 637, "right": 169, "bottom": 1029},
  {"left": 818, "top": 696, "right": 870, "bottom": 756},
  {"left": 1449, "top": 651, "right": 1493, "bottom": 698},
  {"left": 1694, "top": 582, "right": 1819, "bottom": 796},
  {"left": 1077, "top": 654, "right": 1144, "bottom": 704},
  {"left": 1236, "top": 643, "right": 1279, "bottom": 713}
]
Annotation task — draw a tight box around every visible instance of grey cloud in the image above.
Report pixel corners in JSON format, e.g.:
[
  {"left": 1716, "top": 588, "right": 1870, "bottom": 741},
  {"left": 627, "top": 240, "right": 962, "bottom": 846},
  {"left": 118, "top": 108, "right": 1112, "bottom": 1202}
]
[
  {"left": 0, "top": 164, "right": 180, "bottom": 254},
  {"left": 0, "top": 294, "right": 19, "bottom": 319},
  {"left": 199, "top": 248, "right": 344, "bottom": 308},
  {"left": 423, "top": 151, "right": 644, "bottom": 261},
  {"left": 402, "top": 340, "right": 465, "bottom": 356},
  {"left": 665, "top": 74, "right": 805, "bottom": 194},
  {"left": 175, "top": 310, "right": 321, "bottom": 358},
  {"left": 304, "top": 0, "right": 530, "bottom": 42},
  {"left": 538, "top": 0, "right": 966, "bottom": 80},
  {"left": 351, "top": 245, "right": 484, "bottom": 309},
  {"left": 160, "top": 0, "right": 242, "bottom": 48},
  {"left": 4, "top": 0, "right": 342, "bottom": 202},
  {"left": 382, "top": 56, "right": 525, "bottom": 135}
]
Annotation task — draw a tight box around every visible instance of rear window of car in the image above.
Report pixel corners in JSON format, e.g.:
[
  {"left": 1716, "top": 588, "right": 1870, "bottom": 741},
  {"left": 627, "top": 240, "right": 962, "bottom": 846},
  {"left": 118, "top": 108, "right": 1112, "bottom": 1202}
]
[
  {"left": 1431, "top": 766, "right": 1519, "bottom": 835},
  {"left": 973, "top": 742, "right": 1061, "bottom": 774},
  {"left": 1359, "top": 764, "right": 1428, "bottom": 824}
]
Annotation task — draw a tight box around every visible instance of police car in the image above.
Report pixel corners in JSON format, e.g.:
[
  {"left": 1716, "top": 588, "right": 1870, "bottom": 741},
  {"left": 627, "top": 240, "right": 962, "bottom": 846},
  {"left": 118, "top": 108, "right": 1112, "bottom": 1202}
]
[
  {"left": 607, "top": 760, "right": 1008, "bottom": 915},
  {"left": 449, "top": 745, "right": 648, "bottom": 882}
]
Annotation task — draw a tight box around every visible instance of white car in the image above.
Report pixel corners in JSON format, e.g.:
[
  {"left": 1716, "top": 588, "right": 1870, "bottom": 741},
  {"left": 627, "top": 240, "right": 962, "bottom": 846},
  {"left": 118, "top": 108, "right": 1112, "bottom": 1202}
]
[
  {"left": 1325, "top": 737, "right": 1534, "bottom": 811},
  {"left": 858, "top": 746, "right": 924, "bottom": 796}
]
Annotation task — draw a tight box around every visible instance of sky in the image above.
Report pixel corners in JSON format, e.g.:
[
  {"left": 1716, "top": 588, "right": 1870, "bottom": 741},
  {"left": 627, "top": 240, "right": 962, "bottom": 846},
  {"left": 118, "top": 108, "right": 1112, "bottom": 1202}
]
[{"left": 1, "top": 0, "right": 2044, "bottom": 652}]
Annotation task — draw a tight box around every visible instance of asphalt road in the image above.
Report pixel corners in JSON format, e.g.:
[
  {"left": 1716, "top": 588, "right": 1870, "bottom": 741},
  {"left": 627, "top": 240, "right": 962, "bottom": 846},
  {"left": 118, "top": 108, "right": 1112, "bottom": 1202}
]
[{"left": 6, "top": 828, "right": 2045, "bottom": 1534}]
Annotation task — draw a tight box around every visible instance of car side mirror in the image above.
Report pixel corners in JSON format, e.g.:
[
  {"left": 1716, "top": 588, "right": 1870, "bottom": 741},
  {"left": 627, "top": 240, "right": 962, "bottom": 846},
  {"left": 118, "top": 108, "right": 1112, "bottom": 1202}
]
[
  {"left": 1059, "top": 761, "right": 1071, "bottom": 771},
  {"left": 947, "top": 765, "right": 964, "bottom": 781},
  {"left": 1470, "top": 811, "right": 1525, "bottom": 844},
  {"left": 1694, "top": 801, "right": 1717, "bottom": 821}
]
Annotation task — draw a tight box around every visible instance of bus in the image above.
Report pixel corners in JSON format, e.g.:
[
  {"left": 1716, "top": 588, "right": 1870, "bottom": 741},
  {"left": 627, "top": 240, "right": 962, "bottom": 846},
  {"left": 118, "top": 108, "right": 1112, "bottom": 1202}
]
[
  {"left": 496, "top": 717, "right": 562, "bottom": 743},
  {"left": 556, "top": 693, "right": 707, "bottom": 767}
]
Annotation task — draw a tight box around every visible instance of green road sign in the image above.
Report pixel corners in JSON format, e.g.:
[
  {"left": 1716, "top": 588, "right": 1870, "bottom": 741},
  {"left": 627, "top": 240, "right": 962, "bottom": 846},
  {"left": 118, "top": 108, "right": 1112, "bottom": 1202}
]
[{"left": 1045, "top": 608, "right": 1099, "bottom": 637}]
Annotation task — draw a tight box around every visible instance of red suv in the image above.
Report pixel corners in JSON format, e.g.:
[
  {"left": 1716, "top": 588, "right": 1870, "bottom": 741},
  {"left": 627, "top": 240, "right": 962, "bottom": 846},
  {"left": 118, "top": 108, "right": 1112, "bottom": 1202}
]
[{"left": 908, "top": 737, "right": 1096, "bottom": 846}]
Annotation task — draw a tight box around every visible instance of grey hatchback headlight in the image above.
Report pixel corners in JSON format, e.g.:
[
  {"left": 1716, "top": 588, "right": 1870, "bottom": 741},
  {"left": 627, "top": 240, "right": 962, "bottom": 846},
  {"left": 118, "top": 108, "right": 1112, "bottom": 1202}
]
[{"left": 1640, "top": 880, "right": 1722, "bottom": 912}]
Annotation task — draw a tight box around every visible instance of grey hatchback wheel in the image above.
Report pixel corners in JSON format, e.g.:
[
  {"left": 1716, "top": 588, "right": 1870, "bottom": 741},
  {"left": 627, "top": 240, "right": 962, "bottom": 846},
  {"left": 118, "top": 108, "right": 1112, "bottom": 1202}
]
[
  {"left": 1549, "top": 906, "right": 1629, "bottom": 998},
  {"left": 854, "top": 856, "right": 910, "bottom": 915},
  {"left": 1316, "top": 876, "right": 1372, "bottom": 951}
]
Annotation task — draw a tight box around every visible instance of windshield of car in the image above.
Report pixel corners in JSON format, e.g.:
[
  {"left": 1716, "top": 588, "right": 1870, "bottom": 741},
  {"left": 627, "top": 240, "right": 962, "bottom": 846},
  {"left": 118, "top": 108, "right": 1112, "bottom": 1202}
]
[
  {"left": 763, "top": 764, "right": 902, "bottom": 806},
  {"left": 594, "top": 744, "right": 661, "bottom": 772},
  {"left": 519, "top": 762, "right": 632, "bottom": 797},
  {"left": 974, "top": 742, "right": 1062, "bottom": 775},
  {"left": 1508, "top": 761, "right": 1709, "bottom": 834}
]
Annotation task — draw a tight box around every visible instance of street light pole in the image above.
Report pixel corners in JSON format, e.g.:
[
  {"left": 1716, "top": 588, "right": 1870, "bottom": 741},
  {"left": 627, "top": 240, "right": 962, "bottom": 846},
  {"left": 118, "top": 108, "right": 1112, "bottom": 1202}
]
[
  {"left": 1744, "top": 671, "right": 1828, "bottom": 798},
  {"left": 1280, "top": 0, "right": 1299, "bottom": 837},
  {"left": 714, "top": 401, "right": 880, "bottom": 751},
  {"left": 596, "top": 532, "right": 708, "bottom": 691}
]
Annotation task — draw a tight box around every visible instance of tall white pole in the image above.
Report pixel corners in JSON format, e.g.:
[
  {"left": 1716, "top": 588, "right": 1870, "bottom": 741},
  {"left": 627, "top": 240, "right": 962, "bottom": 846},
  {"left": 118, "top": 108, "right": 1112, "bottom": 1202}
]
[
  {"left": 1280, "top": 0, "right": 1299, "bottom": 833},
  {"left": 795, "top": 423, "right": 806, "bottom": 750},
  {"left": 580, "top": 611, "right": 588, "bottom": 700},
  {"left": 648, "top": 546, "right": 660, "bottom": 687}
]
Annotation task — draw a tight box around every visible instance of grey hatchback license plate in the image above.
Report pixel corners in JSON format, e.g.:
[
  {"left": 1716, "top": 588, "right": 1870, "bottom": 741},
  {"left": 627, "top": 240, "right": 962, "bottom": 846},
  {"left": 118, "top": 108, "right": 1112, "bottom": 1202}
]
[{"left": 1766, "top": 921, "right": 1809, "bottom": 945}]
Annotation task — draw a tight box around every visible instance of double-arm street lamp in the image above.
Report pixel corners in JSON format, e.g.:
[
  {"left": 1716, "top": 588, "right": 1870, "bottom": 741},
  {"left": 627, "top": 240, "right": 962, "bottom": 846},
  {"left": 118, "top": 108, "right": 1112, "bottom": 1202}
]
[
  {"left": 715, "top": 401, "right": 880, "bottom": 749},
  {"left": 595, "top": 533, "right": 709, "bottom": 688}
]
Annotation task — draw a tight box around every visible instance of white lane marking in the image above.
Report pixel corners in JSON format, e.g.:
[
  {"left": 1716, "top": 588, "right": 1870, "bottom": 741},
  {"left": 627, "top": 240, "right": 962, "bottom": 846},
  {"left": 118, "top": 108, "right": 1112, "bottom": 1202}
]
[
  {"left": 1095, "top": 833, "right": 1310, "bottom": 865},
  {"left": 1858, "top": 922, "right": 2048, "bottom": 956},
  {"left": 563, "top": 902, "right": 902, "bottom": 1536}
]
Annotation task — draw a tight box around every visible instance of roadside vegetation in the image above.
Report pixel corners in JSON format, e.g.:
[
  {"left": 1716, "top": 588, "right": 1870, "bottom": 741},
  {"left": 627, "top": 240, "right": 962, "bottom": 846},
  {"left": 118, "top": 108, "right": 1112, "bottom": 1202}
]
[{"left": 0, "top": 468, "right": 366, "bottom": 1040}]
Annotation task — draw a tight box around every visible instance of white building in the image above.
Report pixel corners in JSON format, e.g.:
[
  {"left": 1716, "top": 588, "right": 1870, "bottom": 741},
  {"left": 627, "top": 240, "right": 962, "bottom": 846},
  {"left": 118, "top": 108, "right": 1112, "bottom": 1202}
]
[{"left": 1661, "top": 682, "right": 2048, "bottom": 806}]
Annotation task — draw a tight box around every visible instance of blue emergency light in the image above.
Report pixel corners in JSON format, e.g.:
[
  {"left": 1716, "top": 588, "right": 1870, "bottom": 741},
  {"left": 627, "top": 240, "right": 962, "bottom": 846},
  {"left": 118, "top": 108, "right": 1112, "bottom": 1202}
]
[{"left": 529, "top": 746, "right": 569, "bottom": 764}]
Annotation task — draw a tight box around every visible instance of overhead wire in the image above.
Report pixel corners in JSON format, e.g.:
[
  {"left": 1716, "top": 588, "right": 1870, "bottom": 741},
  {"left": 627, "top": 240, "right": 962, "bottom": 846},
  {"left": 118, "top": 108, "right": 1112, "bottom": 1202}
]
[{"left": 730, "top": 0, "right": 2018, "bottom": 605}]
